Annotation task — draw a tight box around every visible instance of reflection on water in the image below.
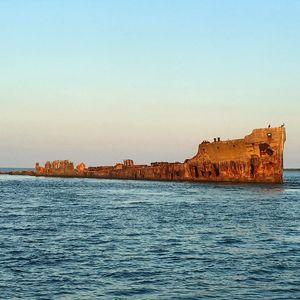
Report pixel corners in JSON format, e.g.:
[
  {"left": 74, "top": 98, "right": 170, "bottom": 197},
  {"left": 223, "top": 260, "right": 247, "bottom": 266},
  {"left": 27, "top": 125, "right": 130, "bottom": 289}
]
[{"left": 0, "top": 171, "right": 299, "bottom": 299}]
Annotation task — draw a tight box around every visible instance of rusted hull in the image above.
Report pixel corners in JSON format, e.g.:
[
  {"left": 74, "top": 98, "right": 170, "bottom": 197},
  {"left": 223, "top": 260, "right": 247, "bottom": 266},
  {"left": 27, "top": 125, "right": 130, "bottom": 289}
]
[{"left": 35, "top": 126, "right": 286, "bottom": 184}]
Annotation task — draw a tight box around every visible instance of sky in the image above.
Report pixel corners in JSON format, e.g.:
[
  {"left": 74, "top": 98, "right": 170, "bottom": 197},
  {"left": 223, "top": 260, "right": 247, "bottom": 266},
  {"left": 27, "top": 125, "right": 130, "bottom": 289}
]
[{"left": 0, "top": 0, "right": 299, "bottom": 167}]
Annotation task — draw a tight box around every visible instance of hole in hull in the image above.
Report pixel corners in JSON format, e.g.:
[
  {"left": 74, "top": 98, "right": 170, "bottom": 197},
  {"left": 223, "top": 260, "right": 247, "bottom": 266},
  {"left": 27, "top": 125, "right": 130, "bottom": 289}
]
[
  {"left": 194, "top": 166, "right": 199, "bottom": 178},
  {"left": 214, "top": 164, "right": 220, "bottom": 176},
  {"left": 250, "top": 163, "right": 255, "bottom": 176}
]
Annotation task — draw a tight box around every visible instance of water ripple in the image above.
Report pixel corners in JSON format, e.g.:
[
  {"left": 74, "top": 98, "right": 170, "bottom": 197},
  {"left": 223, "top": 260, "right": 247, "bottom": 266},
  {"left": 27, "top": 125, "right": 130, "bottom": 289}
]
[{"left": 0, "top": 172, "right": 299, "bottom": 299}]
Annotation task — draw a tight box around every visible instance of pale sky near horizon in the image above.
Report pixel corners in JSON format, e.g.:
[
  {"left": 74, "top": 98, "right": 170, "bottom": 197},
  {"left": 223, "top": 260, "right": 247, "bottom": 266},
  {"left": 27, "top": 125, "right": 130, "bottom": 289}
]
[{"left": 1, "top": 0, "right": 299, "bottom": 167}]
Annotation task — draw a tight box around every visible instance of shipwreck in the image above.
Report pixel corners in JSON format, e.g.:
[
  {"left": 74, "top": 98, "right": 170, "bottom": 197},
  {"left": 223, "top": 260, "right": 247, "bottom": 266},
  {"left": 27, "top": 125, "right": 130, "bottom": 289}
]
[{"left": 33, "top": 126, "right": 286, "bottom": 183}]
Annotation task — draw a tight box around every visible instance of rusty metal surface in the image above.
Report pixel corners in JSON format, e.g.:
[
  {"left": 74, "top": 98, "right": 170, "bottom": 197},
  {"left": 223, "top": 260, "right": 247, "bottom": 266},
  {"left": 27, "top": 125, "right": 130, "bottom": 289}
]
[{"left": 35, "top": 126, "right": 286, "bottom": 183}]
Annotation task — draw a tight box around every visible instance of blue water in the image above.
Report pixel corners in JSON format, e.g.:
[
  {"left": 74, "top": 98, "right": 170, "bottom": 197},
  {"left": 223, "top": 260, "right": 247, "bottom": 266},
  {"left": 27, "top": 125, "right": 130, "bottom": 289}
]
[{"left": 0, "top": 172, "right": 299, "bottom": 299}]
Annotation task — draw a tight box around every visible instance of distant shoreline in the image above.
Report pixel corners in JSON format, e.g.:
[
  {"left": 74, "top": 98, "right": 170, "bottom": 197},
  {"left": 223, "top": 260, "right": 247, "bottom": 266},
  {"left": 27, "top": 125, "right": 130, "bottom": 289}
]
[{"left": 0, "top": 168, "right": 34, "bottom": 171}]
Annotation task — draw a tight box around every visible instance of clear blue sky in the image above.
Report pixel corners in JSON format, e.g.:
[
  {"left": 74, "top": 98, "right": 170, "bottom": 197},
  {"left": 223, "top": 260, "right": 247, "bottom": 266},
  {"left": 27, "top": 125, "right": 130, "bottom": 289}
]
[{"left": 1, "top": 0, "right": 299, "bottom": 167}]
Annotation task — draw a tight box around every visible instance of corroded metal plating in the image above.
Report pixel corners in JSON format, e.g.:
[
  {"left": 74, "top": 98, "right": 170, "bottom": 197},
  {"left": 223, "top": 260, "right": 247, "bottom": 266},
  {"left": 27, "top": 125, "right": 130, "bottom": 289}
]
[{"left": 35, "top": 126, "right": 286, "bottom": 183}]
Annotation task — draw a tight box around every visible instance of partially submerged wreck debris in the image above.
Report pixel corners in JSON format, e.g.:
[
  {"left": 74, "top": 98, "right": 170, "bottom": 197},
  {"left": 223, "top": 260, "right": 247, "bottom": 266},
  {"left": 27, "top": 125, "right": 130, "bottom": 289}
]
[{"left": 33, "top": 126, "right": 285, "bottom": 183}]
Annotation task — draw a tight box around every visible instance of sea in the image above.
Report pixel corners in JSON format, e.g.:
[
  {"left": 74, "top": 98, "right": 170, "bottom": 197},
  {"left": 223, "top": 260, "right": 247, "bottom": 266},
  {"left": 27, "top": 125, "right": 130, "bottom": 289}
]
[{"left": 0, "top": 170, "right": 299, "bottom": 299}]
